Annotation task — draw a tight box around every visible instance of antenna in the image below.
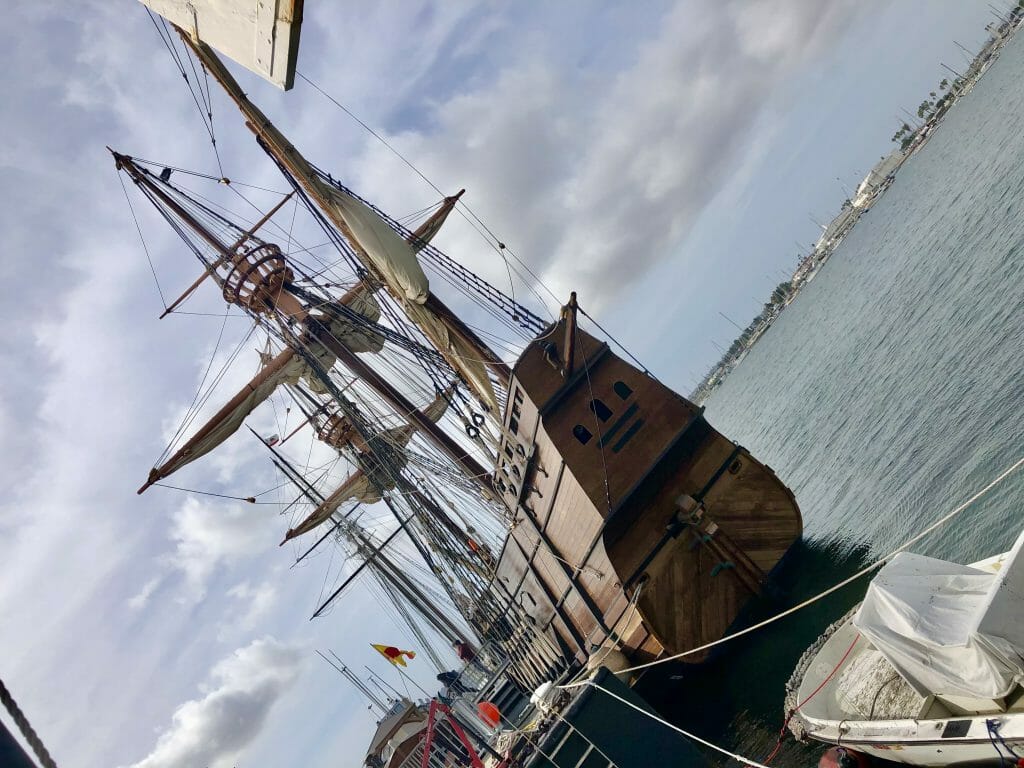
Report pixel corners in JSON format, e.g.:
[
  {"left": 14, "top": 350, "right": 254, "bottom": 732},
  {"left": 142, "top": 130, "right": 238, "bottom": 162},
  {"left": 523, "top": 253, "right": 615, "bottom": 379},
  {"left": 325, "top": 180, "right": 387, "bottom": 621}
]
[
  {"left": 317, "top": 650, "right": 388, "bottom": 713},
  {"left": 940, "top": 62, "right": 965, "bottom": 80},
  {"left": 718, "top": 311, "right": 744, "bottom": 333},
  {"left": 365, "top": 666, "right": 407, "bottom": 702}
]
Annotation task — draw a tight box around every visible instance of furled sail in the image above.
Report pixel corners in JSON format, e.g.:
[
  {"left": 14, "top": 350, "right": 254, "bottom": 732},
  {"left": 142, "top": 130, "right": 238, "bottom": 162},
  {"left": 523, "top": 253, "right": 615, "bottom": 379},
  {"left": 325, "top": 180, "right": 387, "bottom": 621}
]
[
  {"left": 326, "top": 187, "right": 430, "bottom": 303},
  {"left": 327, "top": 187, "right": 498, "bottom": 411},
  {"left": 405, "top": 302, "right": 498, "bottom": 412},
  {"left": 314, "top": 281, "right": 386, "bottom": 366},
  {"left": 138, "top": 282, "right": 386, "bottom": 493},
  {"left": 406, "top": 190, "right": 463, "bottom": 251},
  {"left": 176, "top": 35, "right": 507, "bottom": 416},
  {"left": 280, "top": 389, "right": 452, "bottom": 543},
  {"left": 139, "top": 348, "right": 298, "bottom": 493}
]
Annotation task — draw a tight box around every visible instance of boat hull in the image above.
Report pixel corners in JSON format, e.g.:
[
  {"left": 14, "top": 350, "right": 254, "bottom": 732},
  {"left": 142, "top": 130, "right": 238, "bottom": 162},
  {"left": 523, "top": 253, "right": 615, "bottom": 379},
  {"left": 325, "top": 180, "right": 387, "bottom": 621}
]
[
  {"left": 800, "top": 717, "right": 1024, "bottom": 767},
  {"left": 788, "top": 548, "right": 1024, "bottom": 767}
]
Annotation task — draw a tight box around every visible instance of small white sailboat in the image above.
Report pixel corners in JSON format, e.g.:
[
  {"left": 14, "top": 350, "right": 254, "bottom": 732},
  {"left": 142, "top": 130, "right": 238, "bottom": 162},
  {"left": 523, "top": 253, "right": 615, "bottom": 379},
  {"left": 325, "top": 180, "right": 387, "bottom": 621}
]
[{"left": 785, "top": 529, "right": 1024, "bottom": 766}]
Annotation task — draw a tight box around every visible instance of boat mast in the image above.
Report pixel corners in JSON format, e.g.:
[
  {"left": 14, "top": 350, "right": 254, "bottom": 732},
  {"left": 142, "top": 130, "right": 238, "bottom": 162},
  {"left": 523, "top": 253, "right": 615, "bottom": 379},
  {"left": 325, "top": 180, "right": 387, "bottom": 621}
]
[
  {"left": 175, "top": 31, "right": 513, "bottom": 398},
  {"left": 115, "top": 153, "right": 493, "bottom": 492},
  {"left": 265, "top": 428, "right": 476, "bottom": 642},
  {"left": 316, "top": 651, "right": 389, "bottom": 714}
]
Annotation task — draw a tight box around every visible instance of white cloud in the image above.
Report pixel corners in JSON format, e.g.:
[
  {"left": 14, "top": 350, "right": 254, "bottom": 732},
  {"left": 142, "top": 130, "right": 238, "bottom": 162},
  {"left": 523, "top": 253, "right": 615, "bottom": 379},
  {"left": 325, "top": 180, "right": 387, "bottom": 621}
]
[
  {"left": 220, "top": 580, "right": 280, "bottom": 637},
  {"left": 128, "top": 577, "right": 162, "bottom": 610},
  {"left": 347, "top": 0, "right": 864, "bottom": 314},
  {"left": 168, "top": 497, "right": 279, "bottom": 598},
  {"left": 125, "top": 637, "right": 304, "bottom": 768},
  {"left": 4, "top": 1, "right": 982, "bottom": 767}
]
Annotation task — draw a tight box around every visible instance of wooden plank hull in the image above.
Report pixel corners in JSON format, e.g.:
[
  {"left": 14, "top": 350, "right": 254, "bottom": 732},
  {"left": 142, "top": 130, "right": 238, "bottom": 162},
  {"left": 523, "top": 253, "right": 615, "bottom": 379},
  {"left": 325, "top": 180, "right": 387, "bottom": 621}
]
[{"left": 488, "top": 319, "right": 801, "bottom": 680}]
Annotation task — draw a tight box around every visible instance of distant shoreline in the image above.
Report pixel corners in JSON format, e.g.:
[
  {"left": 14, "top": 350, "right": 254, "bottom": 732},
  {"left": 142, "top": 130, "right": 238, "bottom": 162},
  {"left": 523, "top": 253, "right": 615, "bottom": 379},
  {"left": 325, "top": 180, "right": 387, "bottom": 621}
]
[{"left": 691, "top": 9, "right": 1022, "bottom": 405}]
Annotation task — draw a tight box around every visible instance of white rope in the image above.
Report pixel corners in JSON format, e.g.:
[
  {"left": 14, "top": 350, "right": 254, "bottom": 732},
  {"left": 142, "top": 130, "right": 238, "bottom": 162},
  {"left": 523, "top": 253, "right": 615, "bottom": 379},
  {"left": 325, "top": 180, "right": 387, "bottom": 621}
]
[
  {"left": 565, "top": 453, "right": 1024, "bottom": 678},
  {"left": 576, "top": 678, "right": 772, "bottom": 768}
]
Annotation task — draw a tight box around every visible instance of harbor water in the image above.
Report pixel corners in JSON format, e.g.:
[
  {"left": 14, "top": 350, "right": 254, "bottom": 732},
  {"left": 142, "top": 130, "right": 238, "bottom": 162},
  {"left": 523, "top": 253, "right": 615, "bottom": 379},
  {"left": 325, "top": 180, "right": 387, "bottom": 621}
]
[{"left": 655, "top": 32, "right": 1024, "bottom": 768}]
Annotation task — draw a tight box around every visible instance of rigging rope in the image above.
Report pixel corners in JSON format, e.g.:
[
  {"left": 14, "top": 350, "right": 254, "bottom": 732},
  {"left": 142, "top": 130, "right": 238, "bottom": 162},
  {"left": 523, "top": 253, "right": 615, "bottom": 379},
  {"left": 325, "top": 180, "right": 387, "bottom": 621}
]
[
  {"left": 577, "top": 678, "right": 772, "bottom": 768},
  {"left": 312, "top": 169, "right": 545, "bottom": 336},
  {"left": 146, "top": 12, "right": 224, "bottom": 177},
  {"left": 119, "top": 159, "right": 530, "bottom": 670},
  {"left": 118, "top": 172, "right": 167, "bottom": 308},
  {"left": 0, "top": 678, "right": 58, "bottom": 768}
]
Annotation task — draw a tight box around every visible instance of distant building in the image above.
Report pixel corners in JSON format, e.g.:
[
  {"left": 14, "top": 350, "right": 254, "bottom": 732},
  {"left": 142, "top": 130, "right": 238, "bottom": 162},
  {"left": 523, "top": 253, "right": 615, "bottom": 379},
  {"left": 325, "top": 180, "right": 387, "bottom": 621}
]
[
  {"left": 814, "top": 206, "right": 859, "bottom": 253},
  {"left": 852, "top": 149, "right": 905, "bottom": 208}
]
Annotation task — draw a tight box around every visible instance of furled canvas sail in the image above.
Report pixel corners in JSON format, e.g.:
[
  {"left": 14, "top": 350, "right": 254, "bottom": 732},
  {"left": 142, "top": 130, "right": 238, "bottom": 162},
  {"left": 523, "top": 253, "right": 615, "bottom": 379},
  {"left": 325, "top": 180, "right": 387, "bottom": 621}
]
[
  {"left": 315, "top": 282, "right": 386, "bottom": 365},
  {"left": 407, "top": 191, "right": 463, "bottom": 251},
  {"left": 176, "top": 34, "right": 505, "bottom": 414},
  {"left": 139, "top": 348, "right": 297, "bottom": 493},
  {"left": 281, "top": 389, "right": 452, "bottom": 543},
  {"left": 138, "top": 283, "right": 388, "bottom": 492},
  {"left": 405, "top": 302, "right": 499, "bottom": 413},
  {"left": 327, "top": 187, "right": 498, "bottom": 410},
  {"left": 326, "top": 187, "right": 430, "bottom": 303}
]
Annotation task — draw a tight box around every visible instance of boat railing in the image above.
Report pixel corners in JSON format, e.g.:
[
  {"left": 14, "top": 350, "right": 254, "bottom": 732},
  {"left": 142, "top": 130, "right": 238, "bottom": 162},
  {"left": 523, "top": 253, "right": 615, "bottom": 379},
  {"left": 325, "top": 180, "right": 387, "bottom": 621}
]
[
  {"left": 391, "top": 700, "right": 492, "bottom": 768},
  {"left": 455, "top": 640, "right": 510, "bottom": 692}
]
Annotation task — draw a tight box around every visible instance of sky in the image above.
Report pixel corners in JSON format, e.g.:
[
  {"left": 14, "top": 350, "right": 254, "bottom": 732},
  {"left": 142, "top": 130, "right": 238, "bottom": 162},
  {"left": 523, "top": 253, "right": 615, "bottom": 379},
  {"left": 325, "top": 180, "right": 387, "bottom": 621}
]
[{"left": 0, "top": 1, "right": 1010, "bottom": 767}]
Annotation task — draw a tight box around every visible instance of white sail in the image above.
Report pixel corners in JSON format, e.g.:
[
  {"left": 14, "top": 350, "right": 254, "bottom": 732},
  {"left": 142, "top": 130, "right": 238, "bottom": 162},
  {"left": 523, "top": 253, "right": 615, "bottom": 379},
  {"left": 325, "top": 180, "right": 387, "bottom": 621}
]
[
  {"left": 174, "top": 36, "right": 504, "bottom": 414},
  {"left": 327, "top": 187, "right": 497, "bottom": 410},
  {"left": 407, "top": 191, "right": 462, "bottom": 251},
  {"left": 315, "top": 282, "right": 387, "bottom": 364},
  {"left": 140, "top": 0, "right": 302, "bottom": 90},
  {"left": 141, "top": 291, "right": 383, "bottom": 492},
  {"left": 326, "top": 187, "right": 430, "bottom": 303},
  {"left": 405, "top": 301, "right": 499, "bottom": 413},
  {"left": 281, "top": 389, "right": 452, "bottom": 543},
  {"left": 141, "top": 348, "right": 299, "bottom": 490}
]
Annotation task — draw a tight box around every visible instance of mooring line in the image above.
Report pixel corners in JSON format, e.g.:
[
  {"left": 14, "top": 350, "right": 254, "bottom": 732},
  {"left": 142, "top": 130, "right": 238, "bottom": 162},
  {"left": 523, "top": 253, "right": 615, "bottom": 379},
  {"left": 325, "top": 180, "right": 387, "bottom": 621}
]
[{"left": 561, "top": 453, "right": 1024, "bottom": 679}]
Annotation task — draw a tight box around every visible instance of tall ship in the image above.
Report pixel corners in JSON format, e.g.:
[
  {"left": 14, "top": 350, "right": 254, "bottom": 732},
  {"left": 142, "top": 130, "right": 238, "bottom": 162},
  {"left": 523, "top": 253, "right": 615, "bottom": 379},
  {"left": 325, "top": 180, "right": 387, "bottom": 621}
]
[{"left": 124, "top": 2, "right": 802, "bottom": 696}]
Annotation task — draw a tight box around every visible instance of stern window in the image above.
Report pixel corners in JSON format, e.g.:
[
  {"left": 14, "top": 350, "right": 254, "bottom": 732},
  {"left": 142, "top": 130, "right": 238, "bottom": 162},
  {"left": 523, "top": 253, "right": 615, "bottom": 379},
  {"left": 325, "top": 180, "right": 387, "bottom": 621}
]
[
  {"left": 573, "top": 425, "right": 593, "bottom": 445},
  {"left": 590, "top": 399, "right": 612, "bottom": 422},
  {"left": 613, "top": 381, "right": 633, "bottom": 400}
]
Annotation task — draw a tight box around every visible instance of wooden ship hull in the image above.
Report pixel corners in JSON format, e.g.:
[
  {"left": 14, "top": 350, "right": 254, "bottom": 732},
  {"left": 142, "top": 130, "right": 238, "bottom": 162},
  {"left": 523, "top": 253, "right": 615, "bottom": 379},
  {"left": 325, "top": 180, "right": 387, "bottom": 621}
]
[{"left": 488, "top": 299, "right": 802, "bottom": 681}]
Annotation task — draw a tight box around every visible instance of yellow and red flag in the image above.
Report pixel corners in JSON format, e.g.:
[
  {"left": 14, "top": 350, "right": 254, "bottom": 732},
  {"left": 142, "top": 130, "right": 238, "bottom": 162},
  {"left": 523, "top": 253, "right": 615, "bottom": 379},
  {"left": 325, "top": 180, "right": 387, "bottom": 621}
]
[{"left": 372, "top": 643, "right": 416, "bottom": 667}]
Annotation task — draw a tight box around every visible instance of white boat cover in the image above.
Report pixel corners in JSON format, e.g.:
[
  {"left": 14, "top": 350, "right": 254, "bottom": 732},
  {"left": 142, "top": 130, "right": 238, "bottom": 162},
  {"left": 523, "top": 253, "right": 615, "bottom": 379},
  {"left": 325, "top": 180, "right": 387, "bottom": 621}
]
[{"left": 853, "top": 530, "right": 1024, "bottom": 699}]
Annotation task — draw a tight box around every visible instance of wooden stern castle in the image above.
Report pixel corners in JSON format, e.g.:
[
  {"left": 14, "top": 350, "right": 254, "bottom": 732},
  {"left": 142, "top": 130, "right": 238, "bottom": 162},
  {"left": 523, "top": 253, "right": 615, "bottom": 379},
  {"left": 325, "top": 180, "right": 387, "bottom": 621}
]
[{"left": 490, "top": 295, "right": 802, "bottom": 669}]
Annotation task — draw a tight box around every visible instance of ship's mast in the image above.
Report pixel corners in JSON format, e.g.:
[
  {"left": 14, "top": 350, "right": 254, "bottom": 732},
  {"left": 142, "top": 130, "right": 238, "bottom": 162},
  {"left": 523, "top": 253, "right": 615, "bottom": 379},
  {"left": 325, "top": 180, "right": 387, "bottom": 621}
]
[
  {"left": 270, "top": 439, "right": 475, "bottom": 641},
  {"left": 175, "top": 30, "right": 513, "bottom": 404},
  {"left": 115, "top": 153, "right": 493, "bottom": 492}
]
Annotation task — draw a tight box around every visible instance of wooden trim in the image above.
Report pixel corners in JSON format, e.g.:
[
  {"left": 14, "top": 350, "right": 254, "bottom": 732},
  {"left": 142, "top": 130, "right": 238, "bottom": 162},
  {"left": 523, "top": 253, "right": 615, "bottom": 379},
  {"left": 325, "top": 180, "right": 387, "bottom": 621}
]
[
  {"left": 620, "top": 443, "right": 747, "bottom": 590},
  {"left": 506, "top": 526, "right": 589, "bottom": 655},
  {"left": 611, "top": 418, "right": 644, "bottom": 454},
  {"left": 694, "top": 444, "right": 743, "bottom": 502},
  {"left": 517, "top": 499, "right": 612, "bottom": 638},
  {"left": 606, "top": 409, "right": 706, "bottom": 525},
  {"left": 598, "top": 403, "right": 638, "bottom": 446}
]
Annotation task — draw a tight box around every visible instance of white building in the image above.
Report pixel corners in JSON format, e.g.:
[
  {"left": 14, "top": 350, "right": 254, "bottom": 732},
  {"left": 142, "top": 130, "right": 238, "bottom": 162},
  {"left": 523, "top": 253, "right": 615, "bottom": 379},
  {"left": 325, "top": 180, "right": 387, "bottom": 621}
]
[{"left": 852, "top": 149, "right": 905, "bottom": 208}]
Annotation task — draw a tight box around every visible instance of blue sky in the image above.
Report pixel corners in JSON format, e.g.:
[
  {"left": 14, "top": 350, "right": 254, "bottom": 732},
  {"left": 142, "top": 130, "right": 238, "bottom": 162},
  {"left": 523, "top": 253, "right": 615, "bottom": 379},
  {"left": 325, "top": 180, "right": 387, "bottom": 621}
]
[{"left": 0, "top": 2, "right": 1009, "bottom": 767}]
